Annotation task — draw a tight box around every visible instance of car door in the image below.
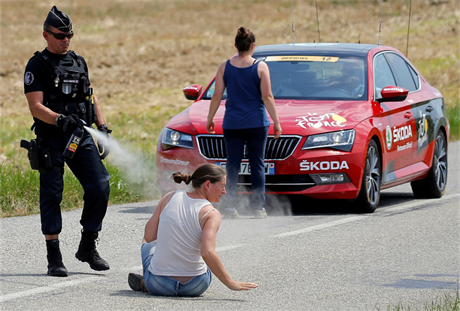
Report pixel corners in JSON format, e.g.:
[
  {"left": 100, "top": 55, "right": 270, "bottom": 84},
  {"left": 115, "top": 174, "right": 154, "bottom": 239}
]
[
  {"left": 384, "top": 53, "right": 433, "bottom": 167},
  {"left": 373, "top": 52, "right": 415, "bottom": 185}
]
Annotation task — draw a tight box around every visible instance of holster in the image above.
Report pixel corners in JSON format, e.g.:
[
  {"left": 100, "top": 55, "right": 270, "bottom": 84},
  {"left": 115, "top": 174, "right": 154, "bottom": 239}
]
[
  {"left": 20, "top": 139, "right": 53, "bottom": 171},
  {"left": 20, "top": 139, "right": 40, "bottom": 170}
]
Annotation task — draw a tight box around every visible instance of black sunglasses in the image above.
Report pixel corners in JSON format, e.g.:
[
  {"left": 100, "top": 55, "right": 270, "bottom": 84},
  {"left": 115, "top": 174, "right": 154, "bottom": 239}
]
[{"left": 47, "top": 30, "right": 74, "bottom": 40}]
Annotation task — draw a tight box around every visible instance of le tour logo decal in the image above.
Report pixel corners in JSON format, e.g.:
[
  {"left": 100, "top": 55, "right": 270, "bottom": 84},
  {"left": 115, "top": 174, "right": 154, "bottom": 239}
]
[
  {"left": 417, "top": 111, "right": 428, "bottom": 150},
  {"left": 296, "top": 113, "right": 347, "bottom": 129}
]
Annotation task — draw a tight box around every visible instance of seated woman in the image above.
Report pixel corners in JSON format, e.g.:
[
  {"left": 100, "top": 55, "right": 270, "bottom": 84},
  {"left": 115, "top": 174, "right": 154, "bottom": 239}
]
[{"left": 128, "top": 163, "right": 258, "bottom": 296}]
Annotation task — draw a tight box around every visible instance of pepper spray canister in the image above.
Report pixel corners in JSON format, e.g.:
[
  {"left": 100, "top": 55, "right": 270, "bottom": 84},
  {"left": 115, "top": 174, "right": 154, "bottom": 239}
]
[{"left": 63, "top": 127, "right": 84, "bottom": 159}]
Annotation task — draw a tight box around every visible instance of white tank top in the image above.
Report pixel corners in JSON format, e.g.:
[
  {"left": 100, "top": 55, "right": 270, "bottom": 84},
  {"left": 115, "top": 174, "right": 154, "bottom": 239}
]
[{"left": 148, "top": 190, "right": 210, "bottom": 277}]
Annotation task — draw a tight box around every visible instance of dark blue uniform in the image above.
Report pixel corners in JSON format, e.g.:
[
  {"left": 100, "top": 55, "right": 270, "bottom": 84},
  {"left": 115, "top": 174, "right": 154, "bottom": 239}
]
[{"left": 24, "top": 48, "right": 110, "bottom": 235}]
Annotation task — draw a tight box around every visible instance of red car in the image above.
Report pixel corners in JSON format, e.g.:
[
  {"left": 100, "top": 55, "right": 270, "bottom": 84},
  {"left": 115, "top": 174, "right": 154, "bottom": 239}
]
[{"left": 156, "top": 43, "right": 449, "bottom": 213}]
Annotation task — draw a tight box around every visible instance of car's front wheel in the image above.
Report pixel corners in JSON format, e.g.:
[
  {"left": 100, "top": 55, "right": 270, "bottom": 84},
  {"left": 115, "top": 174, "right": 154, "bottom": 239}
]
[
  {"left": 410, "top": 131, "right": 448, "bottom": 198},
  {"left": 356, "top": 139, "right": 381, "bottom": 213}
]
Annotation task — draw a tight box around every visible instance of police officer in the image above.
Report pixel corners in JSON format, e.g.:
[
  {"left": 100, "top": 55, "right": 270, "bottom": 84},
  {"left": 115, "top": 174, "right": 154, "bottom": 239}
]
[{"left": 24, "top": 6, "right": 111, "bottom": 277}]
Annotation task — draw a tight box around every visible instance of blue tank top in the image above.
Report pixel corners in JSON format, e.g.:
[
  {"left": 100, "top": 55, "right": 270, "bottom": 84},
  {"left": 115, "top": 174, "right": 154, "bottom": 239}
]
[{"left": 222, "top": 60, "right": 270, "bottom": 130}]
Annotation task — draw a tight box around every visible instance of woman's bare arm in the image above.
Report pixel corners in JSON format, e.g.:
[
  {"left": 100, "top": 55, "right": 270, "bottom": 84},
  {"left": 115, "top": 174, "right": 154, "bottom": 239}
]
[
  {"left": 207, "top": 62, "right": 226, "bottom": 134},
  {"left": 201, "top": 211, "right": 258, "bottom": 291}
]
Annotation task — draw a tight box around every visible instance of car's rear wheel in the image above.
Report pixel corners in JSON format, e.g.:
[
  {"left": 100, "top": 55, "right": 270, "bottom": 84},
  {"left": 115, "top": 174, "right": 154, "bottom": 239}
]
[
  {"left": 356, "top": 139, "right": 381, "bottom": 213},
  {"left": 410, "top": 131, "right": 448, "bottom": 198}
]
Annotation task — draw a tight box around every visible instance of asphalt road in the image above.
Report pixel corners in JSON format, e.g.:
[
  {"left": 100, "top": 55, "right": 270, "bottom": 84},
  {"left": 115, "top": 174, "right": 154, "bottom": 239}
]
[{"left": 1, "top": 141, "right": 459, "bottom": 311}]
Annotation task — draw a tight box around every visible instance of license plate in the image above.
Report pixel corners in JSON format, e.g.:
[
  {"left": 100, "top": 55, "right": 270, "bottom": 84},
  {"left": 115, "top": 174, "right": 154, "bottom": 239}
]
[{"left": 216, "top": 162, "right": 275, "bottom": 175}]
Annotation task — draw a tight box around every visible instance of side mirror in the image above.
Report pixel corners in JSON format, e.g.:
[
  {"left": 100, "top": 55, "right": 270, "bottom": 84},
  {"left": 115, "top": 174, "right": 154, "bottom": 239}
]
[
  {"left": 183, "top": 84, "right": 202, "bottom": 101},
  {"left": 376, "top": 85, "right": 409, "bottom": 102}
]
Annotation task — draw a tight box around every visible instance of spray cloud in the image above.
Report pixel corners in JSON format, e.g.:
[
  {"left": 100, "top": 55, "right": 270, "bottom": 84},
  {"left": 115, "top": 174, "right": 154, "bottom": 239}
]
[{"left": 84, "top": 126, "right": 159, "bottom": 198}]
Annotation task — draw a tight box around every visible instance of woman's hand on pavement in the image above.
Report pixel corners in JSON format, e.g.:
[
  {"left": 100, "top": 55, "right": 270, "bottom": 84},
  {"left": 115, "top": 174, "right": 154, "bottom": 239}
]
[{"left": 228, "top": 280, "right": 259, "bottom": 291}]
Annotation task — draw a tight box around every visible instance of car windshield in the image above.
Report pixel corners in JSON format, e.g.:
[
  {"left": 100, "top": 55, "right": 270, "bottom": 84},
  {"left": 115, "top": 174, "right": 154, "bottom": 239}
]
[{"left": 202, "top": 56, "right": 367, "bottom": 100}]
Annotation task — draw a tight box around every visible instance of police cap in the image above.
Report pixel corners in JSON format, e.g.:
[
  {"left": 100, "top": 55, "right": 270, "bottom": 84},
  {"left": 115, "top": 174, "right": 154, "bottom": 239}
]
[{"left": 43, "top": 6, "right": 72, "bottom": 32}]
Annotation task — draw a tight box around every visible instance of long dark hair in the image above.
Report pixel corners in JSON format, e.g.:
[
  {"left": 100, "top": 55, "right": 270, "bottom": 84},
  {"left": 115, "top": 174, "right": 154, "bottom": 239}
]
[
  {"left": 171, "top": 163, "right": 226, "bottom": 188},
  {"left": 235, "top": 26, "right": 255, "bottom": 52}
]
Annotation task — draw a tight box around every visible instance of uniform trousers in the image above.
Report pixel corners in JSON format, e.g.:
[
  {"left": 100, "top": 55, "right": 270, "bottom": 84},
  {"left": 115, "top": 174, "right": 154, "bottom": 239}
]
[{"left": 38, "top": 130, "right": 110, "bottom": 235}]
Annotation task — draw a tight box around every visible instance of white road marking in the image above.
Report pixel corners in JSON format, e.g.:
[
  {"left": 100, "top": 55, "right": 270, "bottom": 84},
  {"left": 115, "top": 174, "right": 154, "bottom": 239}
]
[
  {"left": 384, "top": 193, "right": 459, "bottom": 213},
  {"left": 1, "top": 194, "right": 457, "bottom": 303},
  {"left": 271, "top": 216, "right": 370, "bottom": 238},
  {"left": 271, "top": 193, "right": 460, "bottom": 238},
  {"left": 0, "top": 276, "right": 102, "bottom": 303}
]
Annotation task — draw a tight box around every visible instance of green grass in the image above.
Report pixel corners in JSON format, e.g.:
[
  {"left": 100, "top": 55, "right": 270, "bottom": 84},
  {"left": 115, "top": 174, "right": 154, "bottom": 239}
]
[
  {"left": 0, "top": 157, "right": 158, "bottom": 218},
  {"left": 0, "top": 157, "right": 159, "bottom": 218},
  {"left": 0, "top": 162, "right": 40, "bottom": 216},
  {"left": 376, "top": 289, "right": 460, "bottom": 311},
  {"left": 0, "top": 109, "right": 174, "bottom": 217},
  {"left": 447, "top": 104, "right": 460, "bottom": 141}
]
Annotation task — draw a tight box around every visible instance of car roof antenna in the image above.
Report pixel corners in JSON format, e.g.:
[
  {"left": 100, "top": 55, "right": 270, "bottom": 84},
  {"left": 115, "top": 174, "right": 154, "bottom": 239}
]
[
  {"left": 291, "top": 0, "right": 295, "bottom": 44},
  {"left": 406, "top": 0, "right": 413, "bottom": 57},
  {"left": 315, "top": 0, "right": 321, "bottom": 43},
  {"left": 378, "top": 0, "right": 384, "bottom": 45}
]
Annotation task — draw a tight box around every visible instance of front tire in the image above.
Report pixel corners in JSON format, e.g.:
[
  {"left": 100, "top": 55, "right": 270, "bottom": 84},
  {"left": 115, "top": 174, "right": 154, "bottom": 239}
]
[
  {"left": 411, "top": 131, "right": 448, "bottom": 198},
  {"left": 356, "top": 139, "right": 381, "bottom": 213}
]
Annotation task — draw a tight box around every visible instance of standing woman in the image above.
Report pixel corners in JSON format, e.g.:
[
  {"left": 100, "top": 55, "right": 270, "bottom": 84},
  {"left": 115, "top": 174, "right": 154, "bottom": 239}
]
[
  {"left": 128, "top": 164, "right": 258, "bottom": 296},
  {"left": 207, "top": 27, "right": 281, "bottom": 219}
]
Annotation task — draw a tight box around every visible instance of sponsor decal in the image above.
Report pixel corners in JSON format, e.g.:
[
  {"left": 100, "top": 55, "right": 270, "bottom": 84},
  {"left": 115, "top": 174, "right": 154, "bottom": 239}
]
[
  {"left": 296, "top": 113, "right": 347, "bottom": 129},
  {"left": 397, "top": 142, "right": 412, "bottom": 151},
  {"left": 160, "top": 156, "right": 190, "bottom": 166},
  {"left": 300, "top": 160, "right": 349, "bottom": 171},
  {"left": 24, "top": 72, "right": 34, "bottom": 85},
  {"left": 393, "top": 124, "right": 412, "bottom": 143},
  {"left": 386, "top": 124, "right": 413, "bottom": 150},
  {"left": 417, "top": 111, "right": 428, "bottom": 149},
  {"left": 265, "top": 56, "right": 339, "bottom": 62},
  {"left": 386, "top": 126, "right": 392, "bottom": 150}
]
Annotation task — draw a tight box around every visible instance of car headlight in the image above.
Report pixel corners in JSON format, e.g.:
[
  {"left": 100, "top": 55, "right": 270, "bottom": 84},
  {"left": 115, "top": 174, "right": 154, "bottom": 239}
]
[
  {"left": 161, "top": 128, "right": 194, "bottom": 150},
  {"left": 302, "top": 129, "right": 355, "bottom": 152}
]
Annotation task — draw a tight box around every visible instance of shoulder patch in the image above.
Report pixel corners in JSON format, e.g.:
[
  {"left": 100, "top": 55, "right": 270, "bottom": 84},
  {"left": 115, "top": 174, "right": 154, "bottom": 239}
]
[{"left": 24, "top": 72, "right": 34, "bottom": 85}]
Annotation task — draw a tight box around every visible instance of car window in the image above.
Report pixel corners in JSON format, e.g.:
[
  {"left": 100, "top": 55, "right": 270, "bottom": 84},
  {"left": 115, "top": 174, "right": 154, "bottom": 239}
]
[
  {"left": 407, "top": 62, "right": 420, "bottom": 90},
  {"left": 203, "top": 80, "right": 227, "bottom": 99},
  {"left": 373, "top": 53, "right": 396, "bottom": 99},
  {"left": 385, "top": 53, "right": 418, "bottom": 92},
  {"left": 202, "top": 56, "right": 367, "bottom": 100}
]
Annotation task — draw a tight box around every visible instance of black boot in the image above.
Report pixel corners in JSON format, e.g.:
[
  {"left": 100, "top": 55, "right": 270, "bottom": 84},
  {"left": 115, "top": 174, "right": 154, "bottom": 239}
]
[
  {"left": 75, "top": 230, "right": 109, "bottom": 271},
  {"left": 46, "top": 239, "right": 68, "bottom": 277}
]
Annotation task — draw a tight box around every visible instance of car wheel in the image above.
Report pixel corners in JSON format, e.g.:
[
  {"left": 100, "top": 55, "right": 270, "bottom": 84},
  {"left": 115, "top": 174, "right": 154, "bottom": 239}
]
[
  {"left": 356, "top": 139, "right": 381, "bottom": 213},
  {"left": 410, "top": 131, "right": 448, "bottom": 198}
]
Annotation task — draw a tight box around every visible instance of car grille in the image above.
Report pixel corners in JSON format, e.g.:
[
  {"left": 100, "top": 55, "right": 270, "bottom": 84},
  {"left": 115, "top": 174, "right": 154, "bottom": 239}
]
[
  {"left": 237, "top": 174, "right": 316, "bottom": 192},
  {"left": 197, "top": 135, "right": 301, "bottom": 160}
]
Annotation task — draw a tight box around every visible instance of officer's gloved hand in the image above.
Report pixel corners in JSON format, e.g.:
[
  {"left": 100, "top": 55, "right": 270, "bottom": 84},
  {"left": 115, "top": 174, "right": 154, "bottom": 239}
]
[
  {"left": 97, "top": 124, "right": 112, "bottom": 159},
  {"left": 55, "top": 114, "right": 81, "bottom": 136}
]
